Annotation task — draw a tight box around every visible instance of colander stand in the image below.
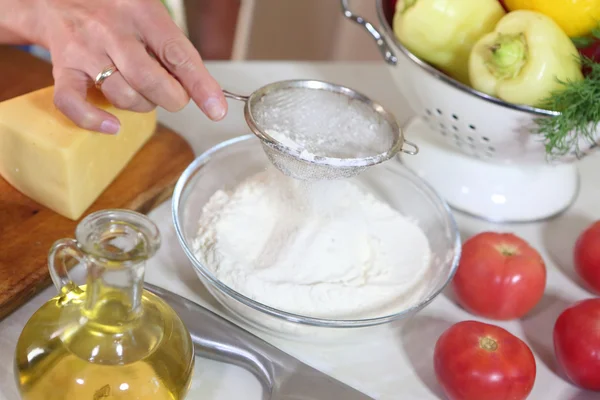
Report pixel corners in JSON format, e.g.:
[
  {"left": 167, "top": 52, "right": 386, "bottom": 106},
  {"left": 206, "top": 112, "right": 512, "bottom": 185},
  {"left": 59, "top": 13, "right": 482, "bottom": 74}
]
[{"left": 399, "top": 118, "right": 580, "bottom": 223}]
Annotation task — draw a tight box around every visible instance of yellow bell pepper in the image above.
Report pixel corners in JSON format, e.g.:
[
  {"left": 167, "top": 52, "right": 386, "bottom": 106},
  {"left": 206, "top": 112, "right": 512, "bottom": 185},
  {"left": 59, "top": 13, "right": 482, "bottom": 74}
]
[
  {"left": 503, "top": 0, "right": 600, "bottom": 38},
  {"left": 469, "top": 10, "right": 584, "bottom": 108},
  {"left": 393, "top": 0, "right": 505, "bottom": 85}
]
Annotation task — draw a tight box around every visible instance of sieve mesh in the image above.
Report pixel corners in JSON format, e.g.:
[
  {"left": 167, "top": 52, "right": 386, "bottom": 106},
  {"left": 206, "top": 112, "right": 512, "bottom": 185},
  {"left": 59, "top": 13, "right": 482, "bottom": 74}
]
[
  {"left": 261, "top": 142, "right": 368, "bottom": 181},
  {"left": 242, "top": 81, "right": 408, "bottom": 181}
]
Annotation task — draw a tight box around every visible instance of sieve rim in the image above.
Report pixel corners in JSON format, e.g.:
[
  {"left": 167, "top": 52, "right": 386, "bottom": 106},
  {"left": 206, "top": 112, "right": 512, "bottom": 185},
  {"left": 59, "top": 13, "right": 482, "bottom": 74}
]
[{"left": 243, "top": 79, "right": 406, "bottom": 168}]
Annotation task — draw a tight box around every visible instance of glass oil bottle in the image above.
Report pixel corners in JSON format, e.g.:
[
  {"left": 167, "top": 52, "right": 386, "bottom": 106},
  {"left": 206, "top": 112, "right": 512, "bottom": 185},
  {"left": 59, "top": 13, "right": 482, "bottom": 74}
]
[{"left": 14, "top": 209, "right": 195, "bottom": 399}]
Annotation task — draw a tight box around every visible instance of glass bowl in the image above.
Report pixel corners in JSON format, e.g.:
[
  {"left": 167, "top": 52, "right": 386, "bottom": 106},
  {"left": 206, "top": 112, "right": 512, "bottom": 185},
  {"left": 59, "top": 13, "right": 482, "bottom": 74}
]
[{"left": 172, "top": 134, "right": 461, "bottom": 342}]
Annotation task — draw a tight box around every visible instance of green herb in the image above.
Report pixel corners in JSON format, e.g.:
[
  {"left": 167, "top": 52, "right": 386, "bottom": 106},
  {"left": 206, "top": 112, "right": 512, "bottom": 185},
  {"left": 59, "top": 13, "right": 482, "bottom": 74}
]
[
  {"left": 535, "top": 57, "right": 600, "bottom": 157},
  {"left": 571, "top": 24, "right": 600, "bottom": 48},
  {"left": 572, "top": 36, "right": 595, "bottom": 49}
]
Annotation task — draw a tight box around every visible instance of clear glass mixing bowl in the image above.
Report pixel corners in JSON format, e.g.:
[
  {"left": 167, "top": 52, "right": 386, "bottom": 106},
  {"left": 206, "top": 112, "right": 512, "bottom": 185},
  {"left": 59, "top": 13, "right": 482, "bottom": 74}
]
[{"left": 172, "top": 134, "right": 461, "bottom": 341}]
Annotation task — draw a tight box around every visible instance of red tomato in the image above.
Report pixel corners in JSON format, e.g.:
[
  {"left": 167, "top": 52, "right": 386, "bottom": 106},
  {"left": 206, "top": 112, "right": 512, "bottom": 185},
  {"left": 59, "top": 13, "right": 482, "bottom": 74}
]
[
  {"left": 434, "top": 321, "right": 536, "bottom": 400},
  {"left": 385, "top": 0, "right": 398, "bottom": 22},
  {"left": 580, "top": 40, "right": 600, "bottom": 63},
  {"left": 574, "top": 221, "right": 600, "bottom": 294},
  {"left": 553, "top": 298, "right": 600, "bottom": 391},
  {"left": 578, "top": 40, "right": 600, "bottom": 76},
  {"left": 452, "top": 232, "right": 546, "bottom": 320}
]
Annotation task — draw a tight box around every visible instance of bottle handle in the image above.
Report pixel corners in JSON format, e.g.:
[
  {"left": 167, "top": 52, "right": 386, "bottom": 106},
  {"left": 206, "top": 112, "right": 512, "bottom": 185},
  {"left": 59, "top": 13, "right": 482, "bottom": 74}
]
[{"left": 48, "top": 238, "right": 86, "bottom": 295}]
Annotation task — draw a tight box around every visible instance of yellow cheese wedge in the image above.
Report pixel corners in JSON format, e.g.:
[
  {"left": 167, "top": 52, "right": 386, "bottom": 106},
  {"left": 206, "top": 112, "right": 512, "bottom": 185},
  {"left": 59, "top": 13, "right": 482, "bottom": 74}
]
[{"left": 0, "top": 86, "right": 156, "bottom": 220}]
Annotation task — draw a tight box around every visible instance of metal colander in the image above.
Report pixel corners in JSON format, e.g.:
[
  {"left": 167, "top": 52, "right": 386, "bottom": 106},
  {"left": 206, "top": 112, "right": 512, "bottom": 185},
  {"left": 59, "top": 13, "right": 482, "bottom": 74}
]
[{"left": 224, "top": 79, "right": 418, "bottom": 181}]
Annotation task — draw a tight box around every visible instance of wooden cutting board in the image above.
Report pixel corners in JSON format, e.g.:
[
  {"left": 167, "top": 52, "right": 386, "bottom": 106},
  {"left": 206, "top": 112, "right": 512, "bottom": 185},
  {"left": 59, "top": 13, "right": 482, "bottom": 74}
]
[{"left": 0, "top": 46, "right": 195, "bottom": 320}]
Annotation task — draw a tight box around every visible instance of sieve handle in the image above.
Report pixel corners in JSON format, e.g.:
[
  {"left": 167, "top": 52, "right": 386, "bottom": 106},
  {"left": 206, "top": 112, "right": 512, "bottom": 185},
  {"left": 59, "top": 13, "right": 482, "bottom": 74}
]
[
  {"left": 401, "top": 139, "right": 419, "bottom": 155},
  {"left": 223, "top": 90, "right": 249, "bottom": 102},
  {"left": 340, "top": 0, "right": 397, "bottom": 65}
]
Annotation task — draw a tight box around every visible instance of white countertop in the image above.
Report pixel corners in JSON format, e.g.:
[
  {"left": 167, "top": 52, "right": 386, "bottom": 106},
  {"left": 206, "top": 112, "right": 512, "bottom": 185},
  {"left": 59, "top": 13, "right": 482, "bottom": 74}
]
[{"left": 1, "top": 62, "right": 599, "bottom": 400}]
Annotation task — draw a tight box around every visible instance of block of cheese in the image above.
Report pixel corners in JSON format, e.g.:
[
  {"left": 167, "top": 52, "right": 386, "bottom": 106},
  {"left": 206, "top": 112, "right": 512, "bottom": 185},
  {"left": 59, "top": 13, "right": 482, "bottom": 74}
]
[{"left": 0, "top": 86, "right": 156, "bottom": 220}]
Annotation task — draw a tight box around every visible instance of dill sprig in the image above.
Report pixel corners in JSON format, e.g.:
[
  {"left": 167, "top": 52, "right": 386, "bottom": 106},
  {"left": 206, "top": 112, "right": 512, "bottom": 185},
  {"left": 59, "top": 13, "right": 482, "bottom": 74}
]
[
  {"left": 571, "top": 26, "right": 600, "bottom": 48},
  {"left": 535, "top": 57, "right": 600, "bottom": 158}
]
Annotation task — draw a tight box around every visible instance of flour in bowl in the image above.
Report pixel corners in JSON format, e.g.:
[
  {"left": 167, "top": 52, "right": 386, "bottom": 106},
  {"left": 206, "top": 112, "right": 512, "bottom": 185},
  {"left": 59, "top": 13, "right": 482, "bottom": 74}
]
[{"left": 192, "top": 169, "right": 432, "bottom": 319}]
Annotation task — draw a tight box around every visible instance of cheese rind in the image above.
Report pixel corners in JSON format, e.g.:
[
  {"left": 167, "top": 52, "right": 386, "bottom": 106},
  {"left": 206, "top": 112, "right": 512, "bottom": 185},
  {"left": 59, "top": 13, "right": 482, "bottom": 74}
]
[{"left": 0, "top": 86, "right": 156, "bottom": 220}]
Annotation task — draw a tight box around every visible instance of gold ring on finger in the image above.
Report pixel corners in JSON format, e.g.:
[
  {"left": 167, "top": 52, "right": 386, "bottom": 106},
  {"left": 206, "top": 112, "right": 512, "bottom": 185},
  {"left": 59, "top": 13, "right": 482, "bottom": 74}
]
[{"left": 94, "top": 65, "right": 118, "bottom": 89}]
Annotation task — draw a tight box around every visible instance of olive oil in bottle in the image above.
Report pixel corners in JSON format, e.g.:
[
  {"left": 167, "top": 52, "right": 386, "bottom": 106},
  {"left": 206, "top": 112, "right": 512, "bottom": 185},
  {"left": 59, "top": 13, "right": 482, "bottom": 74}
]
[{"left": 14, "top": 209, "right": 195, "bottom": 400}]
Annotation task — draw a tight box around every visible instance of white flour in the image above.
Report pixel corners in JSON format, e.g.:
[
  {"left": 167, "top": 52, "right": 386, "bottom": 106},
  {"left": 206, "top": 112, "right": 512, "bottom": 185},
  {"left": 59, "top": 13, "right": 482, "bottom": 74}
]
[{"left": 193, "top": 169, "right": 432, "bottom": 319}]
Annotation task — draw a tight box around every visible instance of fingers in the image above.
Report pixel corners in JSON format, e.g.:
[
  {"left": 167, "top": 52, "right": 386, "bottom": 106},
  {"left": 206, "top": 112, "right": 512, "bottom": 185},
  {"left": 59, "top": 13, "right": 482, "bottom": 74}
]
[
  {"left": 53, "top": 67, "right": 121, "bottom": 134},
  {"left": 136, "top": 3, "right": 227, "bottom": 121},
  {"left": 49, "top": 0, "right": 227, "bottom": 134},
  {"left": 99, "top": 69, "right": 156, "bottom": 113},
  {"left": 106, "top": 37, "right": 189, "bottom": 112}
]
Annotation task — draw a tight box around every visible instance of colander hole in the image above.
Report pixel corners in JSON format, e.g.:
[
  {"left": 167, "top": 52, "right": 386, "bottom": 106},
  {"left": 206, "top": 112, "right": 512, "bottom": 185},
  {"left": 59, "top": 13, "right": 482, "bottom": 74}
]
[
  {"left": 488, "top": 146, "right": 495, "bottom": 152},
  {"left": 440, "top": 123, "right": 445, "bottom": 129},
  {"left": 467, "top": 136, "right": 474, "bottom": 141},
  {"left": 469, "top": 143, "right": 476, "bottom": 149},
  {"left": 469, "top": 124, "right": 476, "bottom": 130},
  {"left": 452, "top": 114, "right": 459, "bottom": 120},
  {"left": 452, "top": 125, "right": 458, "bottom": 131},
  {"left": 436, "top": 109, "right": 442, "bottom": 115},
  {"left": 440, "top": 130, "right": 447, "bottom": 136},
  {"left": 482, "top": 136, "right": 490, "bottom": 142},
  {"left": 425, "top": 109, "right": 432, "bottom": 116},
  {"left": 453, "top": 134, "right": 460, "bottom": 140}
]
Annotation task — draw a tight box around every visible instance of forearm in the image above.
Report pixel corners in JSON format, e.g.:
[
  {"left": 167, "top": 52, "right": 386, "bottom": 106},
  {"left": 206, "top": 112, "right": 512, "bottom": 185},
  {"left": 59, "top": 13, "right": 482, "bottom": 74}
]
[{"left": 0, "top": 0, "right": 40, "bottom": 45}]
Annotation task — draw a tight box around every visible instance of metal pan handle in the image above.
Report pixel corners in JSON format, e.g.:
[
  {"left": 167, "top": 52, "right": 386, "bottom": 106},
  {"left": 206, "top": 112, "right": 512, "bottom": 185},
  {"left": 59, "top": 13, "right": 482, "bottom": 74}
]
[
  {"left": 340, "top": 0, "right": 397, "bottom": 65},
  {"left": 145, "top": 283, "right": 373, "bottom": 399}
]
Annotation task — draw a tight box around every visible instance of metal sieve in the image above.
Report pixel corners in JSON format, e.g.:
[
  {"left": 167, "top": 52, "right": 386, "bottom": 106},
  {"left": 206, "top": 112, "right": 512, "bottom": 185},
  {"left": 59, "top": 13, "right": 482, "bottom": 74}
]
[{"left": 223, "top": 79, "right": 418, "bottom": 181}]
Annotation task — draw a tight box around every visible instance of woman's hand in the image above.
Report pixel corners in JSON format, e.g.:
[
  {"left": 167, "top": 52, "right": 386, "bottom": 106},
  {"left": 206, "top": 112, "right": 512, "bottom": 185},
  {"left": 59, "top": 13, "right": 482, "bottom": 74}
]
[{"left": 34, "top": 0, "right": 228, "bottom": 133}]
